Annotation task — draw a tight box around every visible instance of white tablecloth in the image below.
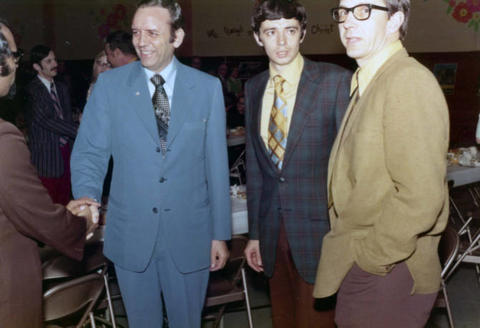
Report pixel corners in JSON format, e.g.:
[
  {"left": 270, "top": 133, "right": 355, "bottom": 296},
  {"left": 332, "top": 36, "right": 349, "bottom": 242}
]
[
  {"left": 231, "top": 197, "right": 248, "bottom": 235},
  {"left": 447, "top": 165, "right": 480, "bottom": 187},
  {"left": 227, "top": 134, "right": 245, "bottom": 147}
]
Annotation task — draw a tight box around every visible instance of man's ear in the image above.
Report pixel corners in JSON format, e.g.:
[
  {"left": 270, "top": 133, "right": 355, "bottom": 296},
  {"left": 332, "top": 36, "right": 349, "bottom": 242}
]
[
  {"left": 300, "top": 29, "right": 307, "bottom": 44},
  {"left": 33, "top": 63, "right": 41, "bottom": 73},
  {"left": 253, "top": 32, "right": 263, "bottom": 47},
  {"left": 172, "top": 28, "right": 185, "bottom": 48},
  {"left": 387, "top": 11, "right": 404, "bottom": 37},
  {"left": 113, "top": 48, "right": 122, "bottom": 58}
]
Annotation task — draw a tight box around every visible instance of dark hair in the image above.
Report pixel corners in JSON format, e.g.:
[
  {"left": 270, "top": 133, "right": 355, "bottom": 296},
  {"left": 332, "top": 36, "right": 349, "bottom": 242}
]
[
  {"left": 251, "top": 0, "right": 307, "bottom": 34},
  {"left": 0, "top": 31, "right": 12, "bottom": 77},
  {"left": 385, "top": 0, "right": 410, "bottom": 40},
  {"left": 137, "top": 0, "right": 184, "bottom": 42},
  {"left": 105, "top": 30, "right": 136, "bottom": 56},
  {"left": 30, "top": 44, "right": 51, "bottom": 67}
]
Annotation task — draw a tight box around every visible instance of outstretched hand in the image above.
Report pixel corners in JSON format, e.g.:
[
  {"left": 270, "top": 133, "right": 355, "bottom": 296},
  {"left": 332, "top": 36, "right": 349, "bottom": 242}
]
[{"left": 66, "top": 198, "right": 100, "bottom": 240}]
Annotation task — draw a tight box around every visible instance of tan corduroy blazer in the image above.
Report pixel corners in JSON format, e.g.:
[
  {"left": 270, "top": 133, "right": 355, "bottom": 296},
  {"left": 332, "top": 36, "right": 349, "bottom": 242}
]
[{"left": 314, "top": 49, "right": 450, "bottom": 298}]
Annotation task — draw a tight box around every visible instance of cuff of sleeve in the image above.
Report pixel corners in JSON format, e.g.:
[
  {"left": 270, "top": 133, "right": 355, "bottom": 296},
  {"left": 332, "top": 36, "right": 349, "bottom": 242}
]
[{"left": 353, "top": 238, "right": 395, "bottom": 276}]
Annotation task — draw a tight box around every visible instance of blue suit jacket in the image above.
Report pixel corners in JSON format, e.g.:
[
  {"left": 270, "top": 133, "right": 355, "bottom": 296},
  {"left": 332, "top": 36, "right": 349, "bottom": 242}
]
[{"left": 71, "top": 59, "right": 231, "bottom": 273}]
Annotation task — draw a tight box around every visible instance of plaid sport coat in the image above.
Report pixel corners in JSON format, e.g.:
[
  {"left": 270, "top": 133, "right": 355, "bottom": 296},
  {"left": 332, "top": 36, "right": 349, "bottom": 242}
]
[
  {"left": 25, "top": 77, "right": 77, "bottom": 177},
  {"left": 245, "top": 58, "right": 352, "bottom": 283}
]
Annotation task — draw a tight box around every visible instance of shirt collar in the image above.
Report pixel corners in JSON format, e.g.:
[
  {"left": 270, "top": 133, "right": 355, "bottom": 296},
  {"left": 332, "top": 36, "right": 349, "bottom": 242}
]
[
  {"left": 37, "top": 74, "right": 54, "bottom": 92},
  {"left": 143, "top": 57, "right": 177, "bottom": 100},
  {"left": 268, "top": 52, "right": 304, "bottom": 88},
  {"left": 143, "top": 57, "right": 176, "bottom": 87},
  {"left": 350, "top": 40, "right": 404, "bottom": 97}
]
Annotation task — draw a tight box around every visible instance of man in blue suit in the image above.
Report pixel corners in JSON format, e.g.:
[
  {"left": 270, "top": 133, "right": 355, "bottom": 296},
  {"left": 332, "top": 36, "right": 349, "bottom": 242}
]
[{"left": 71, "top": 1, "right": 231, "bottom": 327}]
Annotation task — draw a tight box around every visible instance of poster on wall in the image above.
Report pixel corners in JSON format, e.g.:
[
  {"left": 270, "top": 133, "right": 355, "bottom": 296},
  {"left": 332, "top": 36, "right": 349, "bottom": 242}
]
[{"left": 433, "top": 63, "right": 458, "bottom": 95}]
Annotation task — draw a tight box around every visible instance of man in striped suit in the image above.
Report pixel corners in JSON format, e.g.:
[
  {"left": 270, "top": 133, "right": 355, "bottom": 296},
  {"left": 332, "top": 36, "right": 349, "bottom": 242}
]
[{"left": 25, "top": 45, "right": 77, "bottom": 205}]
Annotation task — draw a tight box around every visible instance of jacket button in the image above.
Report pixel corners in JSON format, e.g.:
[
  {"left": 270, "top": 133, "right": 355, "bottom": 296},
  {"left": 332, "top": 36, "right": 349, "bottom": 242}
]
[
  {"left": 159, "top": 177, "right": 166, "bottom": 183},
  {"left": 156, "top": 147, "right": 161, "bottom": 153},
  {"left": 279, "top": 177, "right": 285, "bottom": 182},
  {"left": 152, "top": 207, "right": 158, "bottom": 213}
]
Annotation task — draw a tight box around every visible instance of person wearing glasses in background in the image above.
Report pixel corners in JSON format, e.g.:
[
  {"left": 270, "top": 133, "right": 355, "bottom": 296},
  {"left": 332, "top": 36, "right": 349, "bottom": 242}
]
[
  {"left": 314, "top": 1, "right": 449, "bottom": 327},
  {"left": 87, "top": 50, "right": 111, "bottom": 99}
]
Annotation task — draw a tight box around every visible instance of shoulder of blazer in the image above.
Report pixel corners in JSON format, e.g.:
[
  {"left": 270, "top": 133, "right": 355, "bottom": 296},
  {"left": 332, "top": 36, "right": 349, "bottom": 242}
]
[
  {"left": 99, "top": 60, "right": 140, "bottom": 85},
  {"left": 245, "top": 69, "right": 269, "bottom": 91},
  {"left": 176, "top": 61, "right": 219, "bottom": 86},
  {"left": 0, "top": 119, "right": 22, "bottom": 139},
  {"left": 26, "top": 76, "right": 45, "bottom": 95},
  {"left": 369, "top": 49, "right": 433, "bottom": 90},
  {"left": 302, "top": 57, "right": 352, "bottom": 81}
]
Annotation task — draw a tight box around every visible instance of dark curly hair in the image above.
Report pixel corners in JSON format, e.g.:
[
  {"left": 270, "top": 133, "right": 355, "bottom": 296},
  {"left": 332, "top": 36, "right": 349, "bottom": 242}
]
[{"left": 251, "top": 0, "right": 307, "bottom": 35}]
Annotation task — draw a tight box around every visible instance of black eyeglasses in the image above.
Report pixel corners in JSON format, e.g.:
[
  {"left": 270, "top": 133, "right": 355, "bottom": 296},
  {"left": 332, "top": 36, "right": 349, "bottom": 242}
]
[
  {"left": 331, "top": 4, "right": 389, "bottom": 23},
  {"left": 11, "top": 48, "right": 24, "bottom": 63}
]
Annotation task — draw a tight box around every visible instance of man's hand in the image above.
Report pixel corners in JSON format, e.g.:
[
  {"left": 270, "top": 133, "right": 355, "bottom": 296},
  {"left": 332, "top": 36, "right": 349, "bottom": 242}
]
[
  {"left": 210, "top": 240, "right": 229, "bottom": 271},
  {"left": 66, "top": 197, "right": 100, "bottom": 240},
  {"left": 245, "top": 239, "right": 263, "bottom": 272}
]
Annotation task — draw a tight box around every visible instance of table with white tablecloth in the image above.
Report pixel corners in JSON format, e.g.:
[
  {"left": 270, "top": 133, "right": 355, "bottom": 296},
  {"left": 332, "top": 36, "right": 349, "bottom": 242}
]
[
  {"left": 231, "top": 197, "right": 248, "bottom": 235},
  {"left": 447, "top": 165, "right": 480, "bottom": 187}
]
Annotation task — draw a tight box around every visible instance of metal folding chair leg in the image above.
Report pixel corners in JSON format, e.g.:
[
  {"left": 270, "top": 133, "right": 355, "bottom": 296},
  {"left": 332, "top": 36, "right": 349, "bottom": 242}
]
[
  {"left": 103, "top": 272, "right": 117, "bottom": 328},
  {"left": 241, "top": 268, "right": 254, "bottom": 328},
  {"left": 441, "top": 281, "right": 455, "bottom": 328}
]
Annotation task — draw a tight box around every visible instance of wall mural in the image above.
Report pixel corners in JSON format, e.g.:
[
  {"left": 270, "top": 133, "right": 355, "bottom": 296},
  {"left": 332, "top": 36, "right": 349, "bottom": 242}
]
[
  {"left": 444, "top": 0, "right": 480, "bottom": 30},
  {"left": 94, "top": 4, "right": 133, "bottom": 40}
]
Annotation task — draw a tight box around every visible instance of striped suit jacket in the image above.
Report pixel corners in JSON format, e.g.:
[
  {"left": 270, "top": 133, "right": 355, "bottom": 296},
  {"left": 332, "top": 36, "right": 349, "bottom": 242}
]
[
  {"left": 245, "top": 58, "right": 351, "bottom": 283},
  {"left": 25, "top": 77, "right": 77, "bottom": 177}
]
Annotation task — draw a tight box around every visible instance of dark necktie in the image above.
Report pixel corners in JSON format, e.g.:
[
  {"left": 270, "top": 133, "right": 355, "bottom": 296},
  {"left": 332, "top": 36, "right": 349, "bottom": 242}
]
[
  {"left": 50, "top": 82, "right": 67, "bottom": 144},
  {"left": 150, "top": 74, "right": 170, "bottom": 154},
  {"left": 50, "top": 82, "right": 64, "bottom": 119}
]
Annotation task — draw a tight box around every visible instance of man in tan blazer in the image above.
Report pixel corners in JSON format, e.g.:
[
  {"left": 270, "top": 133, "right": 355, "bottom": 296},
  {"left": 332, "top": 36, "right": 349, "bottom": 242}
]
[{"left": 314, "top": 1, "right": 449, "bottom": 327}]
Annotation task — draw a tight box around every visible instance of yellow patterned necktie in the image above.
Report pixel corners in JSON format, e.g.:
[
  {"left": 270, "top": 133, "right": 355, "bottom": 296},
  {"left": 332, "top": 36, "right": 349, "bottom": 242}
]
[{"left": 268, "top": 75, "right": 287, "bottom": 170}]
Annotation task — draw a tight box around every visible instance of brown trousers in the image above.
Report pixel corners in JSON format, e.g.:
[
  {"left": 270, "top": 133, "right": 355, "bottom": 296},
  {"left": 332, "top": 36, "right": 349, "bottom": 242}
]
[
  {"left": 269, "top": 223, "right": 335, "bottom": 328},
  {"left": 335, "top": 262, "right": 438, "bottom": 328}
]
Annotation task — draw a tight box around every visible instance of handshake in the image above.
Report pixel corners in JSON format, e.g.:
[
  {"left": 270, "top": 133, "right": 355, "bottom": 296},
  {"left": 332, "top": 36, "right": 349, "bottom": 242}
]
[{"left": 66, "top": 197, "right": 101, "bottom": 240}]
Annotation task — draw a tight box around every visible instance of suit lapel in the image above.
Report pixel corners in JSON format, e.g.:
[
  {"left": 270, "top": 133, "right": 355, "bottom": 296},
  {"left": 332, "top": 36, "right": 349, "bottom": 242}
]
[
  {"left": 167, "top": 60, "right": 194, "bottom": 147},
  {"left": 34, "top": 78, "right": 56, "bottom": 115},
  {"left": 327, "top": 91, "right": 357, "bottom": 202},
  {"left": 282, "top": 59, "right": 315, "bottom": 169},
  {"left": 56, "top": 82, "right": 69, "bottom": 118},
  {"left": 127, "top": 62, "right": 161, "bottom": 145},
  {"left": 328, "top": 50, "right": 409, "bottom": 201},
  {"left": 250, "top": 72, "right": 278, "bottom": 173}
]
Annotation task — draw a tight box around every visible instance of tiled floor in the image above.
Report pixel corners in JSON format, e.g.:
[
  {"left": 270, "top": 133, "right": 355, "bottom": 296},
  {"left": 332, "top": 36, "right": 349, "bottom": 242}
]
[
  {"left": 428, "top": 265, "right": 480, "bottom": 328},
  {"left": 111, "top": 187, "right": 480, "bottom": 327},
  {"left": 110, "top": 258, "right": 480, "bottom": 328},
  {"left": 213, "top": 265, "right": 480, "bottom": 328}
]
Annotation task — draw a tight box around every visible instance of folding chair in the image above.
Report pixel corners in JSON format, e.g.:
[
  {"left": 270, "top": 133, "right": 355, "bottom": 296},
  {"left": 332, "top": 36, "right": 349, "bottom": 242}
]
[
  {"left": 203, "top": 235, "right": 254, "bottom": 328},
  {"left": 229, "top": 149, "right": 246, "bottom": 185},
  {"left": 43, "top": 265, "right": 107, "bottom": 328},
  {"left": 435, "top": 225, "right": 460, "bottom": 328},
  {"left": 447, "top": 218, "right": 480, "bottom": 276},
  {"left": 42, "top": 241, "right": 117, "bottom": 327}
]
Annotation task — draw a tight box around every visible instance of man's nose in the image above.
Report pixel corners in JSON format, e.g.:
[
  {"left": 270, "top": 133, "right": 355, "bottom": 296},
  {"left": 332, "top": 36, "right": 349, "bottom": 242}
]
[
  {"left": 277, "top": 32, "right": 286, "bottom": 46},
  {"left": 137, "top": 32, "right": 147, "bottom": 46},
  {"left": 342, "top": 11, "right": 357, "bottom": 28}
]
